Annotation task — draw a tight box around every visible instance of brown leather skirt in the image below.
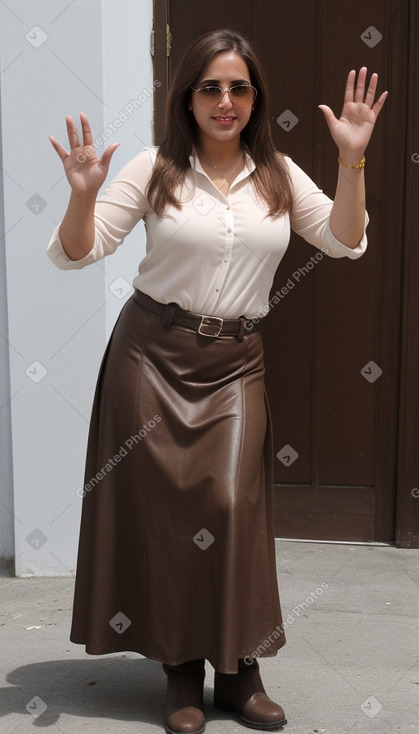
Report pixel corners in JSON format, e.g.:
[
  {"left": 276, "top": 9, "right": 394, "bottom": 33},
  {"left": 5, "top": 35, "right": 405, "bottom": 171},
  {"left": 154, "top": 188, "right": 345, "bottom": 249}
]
[{"left": 69, "top": 290, "right": 286, "bottom": 673}]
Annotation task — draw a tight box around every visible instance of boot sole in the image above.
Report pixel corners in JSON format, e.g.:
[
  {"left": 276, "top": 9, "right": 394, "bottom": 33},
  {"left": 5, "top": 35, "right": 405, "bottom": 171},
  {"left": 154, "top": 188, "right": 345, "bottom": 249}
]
[
  {"left": 214, "top": 703, "right": 287, "bottom": 730},
  {"left": 165, "top": 725, "right": 206, "bottom": 734}
]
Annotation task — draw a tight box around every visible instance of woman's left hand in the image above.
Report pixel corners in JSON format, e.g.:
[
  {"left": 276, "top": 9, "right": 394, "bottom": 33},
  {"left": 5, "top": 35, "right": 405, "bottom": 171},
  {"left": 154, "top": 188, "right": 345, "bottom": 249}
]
[{"left": 318, "top": 67, "right": 388, "bottom": 162}]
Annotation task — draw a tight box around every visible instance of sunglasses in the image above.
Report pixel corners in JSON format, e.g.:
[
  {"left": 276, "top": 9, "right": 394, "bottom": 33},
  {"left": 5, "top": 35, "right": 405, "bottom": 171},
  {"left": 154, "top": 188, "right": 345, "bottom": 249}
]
[{"left": 190, "top": 84, "right": 257, "bottom": 108}]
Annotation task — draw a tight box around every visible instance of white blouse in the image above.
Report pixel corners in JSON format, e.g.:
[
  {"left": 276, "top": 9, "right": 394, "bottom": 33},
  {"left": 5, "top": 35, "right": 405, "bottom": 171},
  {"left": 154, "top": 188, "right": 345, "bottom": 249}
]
[{"left": 47, "top": 145, "right": 368, "bottom": 319}]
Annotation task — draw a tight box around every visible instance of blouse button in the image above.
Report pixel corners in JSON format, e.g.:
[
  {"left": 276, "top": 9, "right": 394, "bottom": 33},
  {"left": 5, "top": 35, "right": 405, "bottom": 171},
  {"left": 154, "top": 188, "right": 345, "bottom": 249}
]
[
  {"left": 227, "top": 228, "right": 232, "bottom": 233},
  {"left": 226, "top": 205, "right": 230, "bottom": 210},
  {"left": 224, "top": 258, "right": 228, "bottom": 263},
  {"left": 215, "top": 288, "right": 220, "bottom": 292}
]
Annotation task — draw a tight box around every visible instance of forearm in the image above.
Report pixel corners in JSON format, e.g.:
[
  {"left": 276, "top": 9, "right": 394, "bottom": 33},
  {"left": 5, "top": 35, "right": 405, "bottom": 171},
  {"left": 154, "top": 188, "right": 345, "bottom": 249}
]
[
  {"left": 58, "top": 191, "right": 97, "bottom": 261},
  {"left": 329, "top": 149, "right": 366, "bottom": 249}
]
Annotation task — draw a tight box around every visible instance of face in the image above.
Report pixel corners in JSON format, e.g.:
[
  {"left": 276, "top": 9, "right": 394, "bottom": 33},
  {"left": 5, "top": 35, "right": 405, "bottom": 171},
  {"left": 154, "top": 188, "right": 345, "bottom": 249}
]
[{"left": 189, "top": 51, "right": 254, "bottom": 147}]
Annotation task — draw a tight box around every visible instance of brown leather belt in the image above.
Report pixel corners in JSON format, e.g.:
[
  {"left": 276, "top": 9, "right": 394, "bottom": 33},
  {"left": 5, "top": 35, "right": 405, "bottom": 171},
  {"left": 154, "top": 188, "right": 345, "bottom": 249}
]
[{"left": 133, "top": 289, "right": 257, "bottom": 341}]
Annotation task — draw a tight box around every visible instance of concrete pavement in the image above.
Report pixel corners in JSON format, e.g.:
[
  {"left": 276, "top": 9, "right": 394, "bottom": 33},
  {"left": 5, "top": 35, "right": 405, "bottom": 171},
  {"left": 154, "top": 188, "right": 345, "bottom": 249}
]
[{"left": 1, "top": 540, "right": 418, "bottom": 734}]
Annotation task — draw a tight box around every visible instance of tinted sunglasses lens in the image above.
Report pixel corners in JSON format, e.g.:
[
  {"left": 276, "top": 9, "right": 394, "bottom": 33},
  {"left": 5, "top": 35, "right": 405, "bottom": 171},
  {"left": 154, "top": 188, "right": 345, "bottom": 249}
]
[
  {"left": 198, "top": 87, "right": 222, "bottom": 106},
  {"left": 230, "top": 85, "right": 256, "bottom": 107}
]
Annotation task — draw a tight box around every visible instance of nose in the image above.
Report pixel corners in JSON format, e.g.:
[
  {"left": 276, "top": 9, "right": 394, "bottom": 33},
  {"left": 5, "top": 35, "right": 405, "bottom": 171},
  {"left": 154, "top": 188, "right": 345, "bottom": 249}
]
[{"left": 217, "top": 88, "right": 232, "bottom": 107}]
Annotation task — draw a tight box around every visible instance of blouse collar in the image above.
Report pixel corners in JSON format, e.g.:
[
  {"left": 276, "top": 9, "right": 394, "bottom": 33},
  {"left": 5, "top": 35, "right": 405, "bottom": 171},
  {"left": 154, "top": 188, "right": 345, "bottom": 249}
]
[{"left": 189, "top": 144, "right": 256, "bottom": 190}]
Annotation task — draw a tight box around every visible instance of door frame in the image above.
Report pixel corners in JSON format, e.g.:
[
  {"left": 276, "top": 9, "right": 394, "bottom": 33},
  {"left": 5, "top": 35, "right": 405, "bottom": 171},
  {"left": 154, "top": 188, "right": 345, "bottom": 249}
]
[{"left": 395, "top": 0, "right": 419, "bottom": 548}]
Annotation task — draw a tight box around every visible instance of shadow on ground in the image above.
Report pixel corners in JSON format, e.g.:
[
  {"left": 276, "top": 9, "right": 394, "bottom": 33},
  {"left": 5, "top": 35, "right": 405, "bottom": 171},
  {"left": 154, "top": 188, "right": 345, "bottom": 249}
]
[{"left": 2, "top": 657, "right": 246, "bottom": 730}]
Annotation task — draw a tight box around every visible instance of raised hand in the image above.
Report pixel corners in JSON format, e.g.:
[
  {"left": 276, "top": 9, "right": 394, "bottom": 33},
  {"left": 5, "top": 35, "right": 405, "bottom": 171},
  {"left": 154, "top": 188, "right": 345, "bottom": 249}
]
[
  {"left": 318, "top": 68, "right": 388, "bottom": 163},
  {"left": 49, "top": 113, "right": 120, "bottom": 196}
]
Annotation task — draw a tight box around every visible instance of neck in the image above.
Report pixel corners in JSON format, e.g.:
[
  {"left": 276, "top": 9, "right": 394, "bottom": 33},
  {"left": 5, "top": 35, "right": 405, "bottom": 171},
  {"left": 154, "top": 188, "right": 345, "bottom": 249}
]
[{"left": 195, "top": 134, "right": 243, "bottom": 167}]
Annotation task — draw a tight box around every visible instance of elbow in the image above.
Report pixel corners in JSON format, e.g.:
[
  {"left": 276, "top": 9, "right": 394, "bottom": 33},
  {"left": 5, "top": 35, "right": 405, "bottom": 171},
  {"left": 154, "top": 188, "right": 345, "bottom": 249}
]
[{"left": 329, "top": 225, "right": 365, "bottom": 250}]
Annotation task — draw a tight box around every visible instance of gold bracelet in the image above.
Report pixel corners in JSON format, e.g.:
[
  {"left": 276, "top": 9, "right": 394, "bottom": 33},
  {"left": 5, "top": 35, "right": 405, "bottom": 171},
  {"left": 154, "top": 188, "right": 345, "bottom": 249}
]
[{"left": 338, "top": 155, "right": 366, "bottom": 169}]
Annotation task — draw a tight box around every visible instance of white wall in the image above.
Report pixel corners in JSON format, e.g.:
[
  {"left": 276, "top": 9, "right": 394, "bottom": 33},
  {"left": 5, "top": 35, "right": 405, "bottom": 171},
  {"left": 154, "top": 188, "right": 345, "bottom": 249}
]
[{"left": 0, "top": 0, "right": 154, "bottom": 575}]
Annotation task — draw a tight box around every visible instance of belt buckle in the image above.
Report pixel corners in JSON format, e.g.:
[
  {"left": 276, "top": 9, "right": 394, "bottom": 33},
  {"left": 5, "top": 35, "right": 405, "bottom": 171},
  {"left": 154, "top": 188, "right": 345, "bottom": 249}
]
[{"left": 198, "top": 315, "right": 224, "bottom": 337}]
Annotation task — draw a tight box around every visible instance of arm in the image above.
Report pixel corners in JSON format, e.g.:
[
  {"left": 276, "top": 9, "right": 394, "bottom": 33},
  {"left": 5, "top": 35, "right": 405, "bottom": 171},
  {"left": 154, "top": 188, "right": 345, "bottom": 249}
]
[
  {"left": 58, "top": 191, "right": 97, "bottom": 261},
  {"left": 319, "top": 67, "right": 388, "bottom": 248},
  {"left": 286, "top": 155, "right": 369, "bottom": 259},
  {"left": 329, "top": 158, "right": 366, "bottom": 248},
  {"left": 48, "top": 114, "right": 153, "bottom": 269},
  {"left": 48, "top": 113, "right": 120, "bottom": 262}
]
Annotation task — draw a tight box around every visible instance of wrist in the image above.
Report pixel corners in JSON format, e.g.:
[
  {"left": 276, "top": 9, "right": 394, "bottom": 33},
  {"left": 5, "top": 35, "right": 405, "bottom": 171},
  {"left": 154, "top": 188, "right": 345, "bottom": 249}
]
[
  {"left": 338, "top": 149, "right": 365, "bottom": 167},
  {"left": 70, "top": 189, "right": 98, "bottom": 203}
]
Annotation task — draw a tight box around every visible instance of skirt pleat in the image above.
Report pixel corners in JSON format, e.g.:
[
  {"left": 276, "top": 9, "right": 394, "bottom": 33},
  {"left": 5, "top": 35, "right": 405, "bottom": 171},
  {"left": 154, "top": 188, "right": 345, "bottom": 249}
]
[{"left": 69, "top": 291, "right": 286, "bottom": 673}]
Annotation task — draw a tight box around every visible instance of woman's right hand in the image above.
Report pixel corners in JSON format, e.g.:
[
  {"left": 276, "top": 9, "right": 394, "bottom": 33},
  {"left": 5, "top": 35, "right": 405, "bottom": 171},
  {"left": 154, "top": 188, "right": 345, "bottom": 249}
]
[{"left": 49, "top": 113, "right": 120, "bottom": 196}]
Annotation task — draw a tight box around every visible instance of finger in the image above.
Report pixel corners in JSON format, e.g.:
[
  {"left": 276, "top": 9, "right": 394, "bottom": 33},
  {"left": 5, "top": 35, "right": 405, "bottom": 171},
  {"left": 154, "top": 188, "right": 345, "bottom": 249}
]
[
  {"left": 318, "top": 104, "right": 337, "bottom": 128},
  {"left": 364, "top": 72, "right": 378, "bottom": 108},
  {"left": 80, "top": 112, "right": 94, "bottom": 147},
  {"left": 99, "top": 142, "right": 121, "bottom": 170},
  {"left": 48, "top": 135, "right": 69, "bottom": 162},
  {"left": 371, "top": 90, "right": 389, "bottom": 117},
  {"left": 354, "top": 67, "right": 368, "bottom": 103},
  {"left": 65, "top": 115, "right": 80, "bottom": 150},
  {"left": 343, "top": 69, "right": 356, "bottom": 106}
]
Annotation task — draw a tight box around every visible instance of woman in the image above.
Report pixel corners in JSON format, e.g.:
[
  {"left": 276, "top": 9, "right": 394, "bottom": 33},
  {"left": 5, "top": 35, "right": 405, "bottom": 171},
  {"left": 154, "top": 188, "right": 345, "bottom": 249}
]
[{"left": 47, "top": 27, "right": 387, "bottom": 734}]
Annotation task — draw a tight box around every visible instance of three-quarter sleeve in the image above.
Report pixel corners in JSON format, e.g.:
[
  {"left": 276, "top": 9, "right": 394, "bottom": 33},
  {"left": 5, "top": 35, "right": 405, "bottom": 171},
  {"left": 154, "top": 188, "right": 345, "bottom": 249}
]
[
  {"left": 285, "top": 156, "right": 368, "bottom": 259},
  {"left": 47, "top": 147, "right": 154, "bottom": 270}
]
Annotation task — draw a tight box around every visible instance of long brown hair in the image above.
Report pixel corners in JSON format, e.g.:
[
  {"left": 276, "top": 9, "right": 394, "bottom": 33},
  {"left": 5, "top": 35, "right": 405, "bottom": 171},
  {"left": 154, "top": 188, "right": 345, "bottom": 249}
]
[{"left": 146, "top": 28, "right": 293, "bottom": 217}]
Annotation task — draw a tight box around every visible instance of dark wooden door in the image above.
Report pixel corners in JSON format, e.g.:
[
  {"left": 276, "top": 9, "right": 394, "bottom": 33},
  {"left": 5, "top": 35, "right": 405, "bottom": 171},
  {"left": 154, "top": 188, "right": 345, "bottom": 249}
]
[{"left": 152, "top": 0, "right": 418, "bottom": 545}]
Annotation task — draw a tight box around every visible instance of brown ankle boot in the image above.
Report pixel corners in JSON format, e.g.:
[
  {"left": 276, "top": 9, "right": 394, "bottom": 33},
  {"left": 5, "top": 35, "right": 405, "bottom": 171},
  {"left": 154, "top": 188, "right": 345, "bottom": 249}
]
[
  {"left": 214, "top": 657, "right": 287, "bottom": 730},
  {"left": 163, "top": 659, "right": 206, "bottom": 734}
]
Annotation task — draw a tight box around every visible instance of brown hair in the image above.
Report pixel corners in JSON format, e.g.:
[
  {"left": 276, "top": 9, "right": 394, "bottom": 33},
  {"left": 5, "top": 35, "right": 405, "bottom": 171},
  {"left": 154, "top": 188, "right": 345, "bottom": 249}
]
[{"left": 146, "top": 28, "right": 293, "bottom": 217}]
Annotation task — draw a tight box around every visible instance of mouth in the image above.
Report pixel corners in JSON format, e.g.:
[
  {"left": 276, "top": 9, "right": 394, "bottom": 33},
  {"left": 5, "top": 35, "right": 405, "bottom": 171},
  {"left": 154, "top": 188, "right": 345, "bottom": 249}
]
[{"left": 212, "top": 116, "right": 237, "bottom": 126}]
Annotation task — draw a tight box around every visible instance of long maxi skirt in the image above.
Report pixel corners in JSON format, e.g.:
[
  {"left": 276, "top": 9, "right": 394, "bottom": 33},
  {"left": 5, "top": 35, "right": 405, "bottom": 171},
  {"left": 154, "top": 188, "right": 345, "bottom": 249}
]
[{"left": 69, "top": 289, "right": 286, "bottom": 673}]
